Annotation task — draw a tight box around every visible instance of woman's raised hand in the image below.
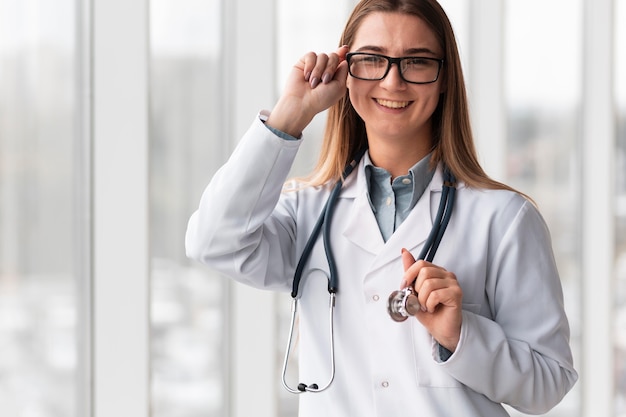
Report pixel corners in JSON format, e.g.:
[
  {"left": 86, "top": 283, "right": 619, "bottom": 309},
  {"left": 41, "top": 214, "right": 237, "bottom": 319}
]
[{"left": 265, "top": 46, "right": 350, "bottom": 138}]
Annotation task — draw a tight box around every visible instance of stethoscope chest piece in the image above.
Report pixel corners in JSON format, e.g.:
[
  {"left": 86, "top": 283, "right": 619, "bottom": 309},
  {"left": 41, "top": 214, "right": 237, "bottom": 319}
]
[{"left": 387, "top": 287, "right": 421, "bottom": 322}]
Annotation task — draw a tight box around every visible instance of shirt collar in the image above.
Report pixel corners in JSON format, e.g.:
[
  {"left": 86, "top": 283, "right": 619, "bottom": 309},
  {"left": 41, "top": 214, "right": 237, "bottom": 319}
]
[{"left": 363, "top": 151, "right": 435, "bottom": 212}]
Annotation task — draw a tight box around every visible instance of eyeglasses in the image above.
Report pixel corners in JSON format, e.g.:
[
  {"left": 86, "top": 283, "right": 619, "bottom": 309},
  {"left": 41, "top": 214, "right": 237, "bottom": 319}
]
[{"left": 346, "top": 52, "right": 444, "bottom": 84}]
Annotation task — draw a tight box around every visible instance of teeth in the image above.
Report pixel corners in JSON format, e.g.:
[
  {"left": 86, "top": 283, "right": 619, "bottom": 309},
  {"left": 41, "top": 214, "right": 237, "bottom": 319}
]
[{"left": 376, "top": 99, "right": 410, "bottom": 109}]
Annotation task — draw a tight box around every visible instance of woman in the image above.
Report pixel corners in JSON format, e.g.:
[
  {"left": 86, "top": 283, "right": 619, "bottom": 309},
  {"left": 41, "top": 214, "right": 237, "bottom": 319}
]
[{"left": 186, "top": 0, "right": 578, "bottom": 415}]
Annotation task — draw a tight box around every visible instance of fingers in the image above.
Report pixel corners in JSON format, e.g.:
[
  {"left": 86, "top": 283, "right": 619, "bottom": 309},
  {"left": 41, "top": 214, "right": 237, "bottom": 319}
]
[
  {"left": 398, "top": 250, "right": 462, "bottom": 350},
  {"left": 401, "top": 248, "right": 416, "bottom": 272},
  {"left": 400, "top": 251, "right": 461, "bottom": 313},
  {"left": 416, "top": 274, "right": 462, "bottom": 313},
  {"left": 269, "top": 47, "right": 348, "bottom": 134},
  {"left": 301, "top": 46, "right": 349, "bottom": 89}
]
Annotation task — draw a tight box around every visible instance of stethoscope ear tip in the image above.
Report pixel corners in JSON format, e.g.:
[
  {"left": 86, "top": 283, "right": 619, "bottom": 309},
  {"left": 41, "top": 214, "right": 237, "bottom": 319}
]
[{"left": 297, "top": 383, "right": 319, "bottom": 392}]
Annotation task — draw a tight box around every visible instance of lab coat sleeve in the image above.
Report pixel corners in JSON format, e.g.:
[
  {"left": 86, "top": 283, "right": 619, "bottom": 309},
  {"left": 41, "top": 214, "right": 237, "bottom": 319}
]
[
  {"left": 439, "top": 200, "right": 578, "bottom": 414},
  {"left": 185, "top": 115, "right": 302, "bottom": 291}
]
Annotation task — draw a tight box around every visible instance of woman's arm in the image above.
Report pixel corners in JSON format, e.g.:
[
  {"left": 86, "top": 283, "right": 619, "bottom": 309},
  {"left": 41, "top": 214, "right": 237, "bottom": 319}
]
[
  {"left": 185, "top": 117, "right": 302, "bottom": 290},
  {"left": 439, "top": 201, "right": 578, "bottom": 414}
]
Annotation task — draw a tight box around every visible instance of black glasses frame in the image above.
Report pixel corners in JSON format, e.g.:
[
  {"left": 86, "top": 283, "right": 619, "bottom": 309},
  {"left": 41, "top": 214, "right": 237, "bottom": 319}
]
[{"left": 346, "top": 52, "right": 444, "bottom": 85}]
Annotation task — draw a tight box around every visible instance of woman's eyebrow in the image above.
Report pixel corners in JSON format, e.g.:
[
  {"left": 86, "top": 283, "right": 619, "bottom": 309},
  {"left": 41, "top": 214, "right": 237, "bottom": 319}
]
[
  {"left": 404, "top": 47, "right": 439, "bottom": 55},
  {"left": 354, "top": 45, "right": 439, "bottom": 55},
  {"left": 353, "top": 45, "right": 385, "bottom": 53}
]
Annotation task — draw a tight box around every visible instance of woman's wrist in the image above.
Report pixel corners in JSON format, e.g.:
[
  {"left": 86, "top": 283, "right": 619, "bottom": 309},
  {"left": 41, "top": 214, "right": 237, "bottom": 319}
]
[{"left": 266, "top": 98, "right": 314, "bottom": 138}]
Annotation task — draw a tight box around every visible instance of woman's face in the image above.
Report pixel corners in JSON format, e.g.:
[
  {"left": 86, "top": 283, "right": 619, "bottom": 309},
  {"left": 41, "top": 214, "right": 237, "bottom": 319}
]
[{"left": 347, "top": 12, "right": 444, "bottom": 147}]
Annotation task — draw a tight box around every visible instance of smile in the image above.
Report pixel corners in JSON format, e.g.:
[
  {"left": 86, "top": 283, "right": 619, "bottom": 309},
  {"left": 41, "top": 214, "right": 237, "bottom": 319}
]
[{"left": 375, "top": 99, "right": 411, "bottom": 109}]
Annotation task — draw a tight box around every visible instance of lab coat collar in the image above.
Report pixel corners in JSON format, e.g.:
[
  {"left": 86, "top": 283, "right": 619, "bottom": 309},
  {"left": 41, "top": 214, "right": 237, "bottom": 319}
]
[{"left": 341, "top": 158, "right": 448, "bottom": 271}]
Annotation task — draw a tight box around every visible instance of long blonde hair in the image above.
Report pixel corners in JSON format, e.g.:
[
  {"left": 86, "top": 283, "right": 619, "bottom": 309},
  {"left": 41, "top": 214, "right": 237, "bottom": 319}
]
[{"left": 305, "top": 0, "right": 522, "bottom": 198}]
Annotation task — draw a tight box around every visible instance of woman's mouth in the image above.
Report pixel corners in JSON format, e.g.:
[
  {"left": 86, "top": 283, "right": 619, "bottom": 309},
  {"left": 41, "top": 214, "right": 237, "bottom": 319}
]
[{"left": 375, "top": 99, "right": 411, "bottom": 109}]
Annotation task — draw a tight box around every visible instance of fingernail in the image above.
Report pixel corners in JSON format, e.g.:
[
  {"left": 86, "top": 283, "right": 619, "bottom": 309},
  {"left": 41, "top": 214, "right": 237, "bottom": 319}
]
[
  {"left": 304, "top": 71, "right": 311, "bottom": 81},
  {"left": 322, "top": 73, "right": 332, "bottom": 84},
  {"left": 310, "top": 77, "right": 320, "bottom": 88}
]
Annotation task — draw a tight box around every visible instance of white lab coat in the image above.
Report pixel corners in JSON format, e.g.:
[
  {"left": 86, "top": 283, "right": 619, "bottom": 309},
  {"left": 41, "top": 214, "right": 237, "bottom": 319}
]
[{"left": 186, "top": 116, "right": 578, "bottom": 417}]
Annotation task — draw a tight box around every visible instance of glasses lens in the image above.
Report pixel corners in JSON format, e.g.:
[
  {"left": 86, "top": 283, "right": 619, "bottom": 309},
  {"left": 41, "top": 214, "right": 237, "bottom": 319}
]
[
  {"left": 348, "top": 54, "right": 389, "bottom": 80},
  {"left": 400, "top": 57, "right": 440, "bottom": 83},
  {"left": 348, "top": 53, "right": 441, "bottom": 83}
]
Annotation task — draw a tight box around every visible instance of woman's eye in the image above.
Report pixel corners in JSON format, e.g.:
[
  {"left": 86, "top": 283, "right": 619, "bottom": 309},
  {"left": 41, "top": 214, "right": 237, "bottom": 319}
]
[
  {"left": 361, "top": 56, "right": 385, "bottom": 65},
  {"left": 405, "top": 58, "right": 429, "bottom": 66}
]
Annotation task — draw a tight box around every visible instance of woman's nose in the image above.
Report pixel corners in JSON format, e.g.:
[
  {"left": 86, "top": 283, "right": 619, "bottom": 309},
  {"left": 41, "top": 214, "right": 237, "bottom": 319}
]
[{"left": 379, "top": 63, "right": 407, "bottom": 90}]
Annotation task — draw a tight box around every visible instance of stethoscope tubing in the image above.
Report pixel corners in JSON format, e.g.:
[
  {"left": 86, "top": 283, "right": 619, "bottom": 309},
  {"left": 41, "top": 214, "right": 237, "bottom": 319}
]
[
  {"left": 290, "top": 148, "right": 366, "bottom": 298},
  {"left": 418, "top": 168, "right": 456, "bottom": 262},
  {"left": 283, "top": 149, "right": 365, "bottom": 394},
  {"left": 281, "top": 293, "right": 336, "bottom": 394},
  {"left": 282, "top": 150, "right": 456, "bottom": 394}
]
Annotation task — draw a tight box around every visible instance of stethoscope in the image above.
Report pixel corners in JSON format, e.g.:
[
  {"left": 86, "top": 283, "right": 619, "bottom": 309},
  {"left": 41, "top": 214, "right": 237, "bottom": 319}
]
[{"left": 281, "top": 149, "right": 457, "bottom": 394}]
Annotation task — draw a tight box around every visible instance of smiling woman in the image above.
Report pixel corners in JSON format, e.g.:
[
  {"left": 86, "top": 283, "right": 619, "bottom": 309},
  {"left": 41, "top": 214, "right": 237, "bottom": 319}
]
[
  {"left": 185, "top": 1, "right": 577, "bottom": 416},
  {"left": 342, "top": 12, "right": 445, "bottom": 173}
]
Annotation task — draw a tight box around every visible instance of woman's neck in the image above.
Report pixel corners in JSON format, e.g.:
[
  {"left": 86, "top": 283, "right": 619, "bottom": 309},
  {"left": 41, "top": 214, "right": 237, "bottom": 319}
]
[{"left": 366, "top": 134, "right": 433, "bottom": 179}]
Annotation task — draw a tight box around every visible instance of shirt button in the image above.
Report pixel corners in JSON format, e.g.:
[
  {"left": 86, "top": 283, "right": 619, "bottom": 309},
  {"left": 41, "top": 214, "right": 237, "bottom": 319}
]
[
  {"left": 386, "top": 196, "right": 392, "bottom": 206},
  {"left": 372, "top": 295, "right": 380, "bottom": 302},
  {"left": 402, "top": 178, "right": 412, "bottom": 185},
  {"left": 381, "top": 381, "right": 389, "bottom": 388}
]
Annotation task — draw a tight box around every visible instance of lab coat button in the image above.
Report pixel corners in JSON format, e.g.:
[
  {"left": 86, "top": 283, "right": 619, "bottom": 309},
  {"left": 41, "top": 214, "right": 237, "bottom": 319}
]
[
  {"left": 372, "top": 294, "right": 380, "bottom": 302},
  {"left": 381, "top": 381, "right": 389, "bottom": 388}
]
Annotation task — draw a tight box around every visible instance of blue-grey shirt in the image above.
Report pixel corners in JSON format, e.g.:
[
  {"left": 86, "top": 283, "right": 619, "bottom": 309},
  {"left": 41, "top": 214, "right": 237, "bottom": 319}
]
[{"left": 363, "top": 152, "right": 434, "bottom": 242}]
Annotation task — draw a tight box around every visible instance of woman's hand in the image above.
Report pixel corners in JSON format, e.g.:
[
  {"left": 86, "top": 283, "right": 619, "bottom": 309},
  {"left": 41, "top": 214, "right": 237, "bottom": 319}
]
[
  {"left": 266, "top": 46, "right": 350, "bottom": 138},
  {"left": 401, "top": 248, "right": 463, "bottom": 352}
]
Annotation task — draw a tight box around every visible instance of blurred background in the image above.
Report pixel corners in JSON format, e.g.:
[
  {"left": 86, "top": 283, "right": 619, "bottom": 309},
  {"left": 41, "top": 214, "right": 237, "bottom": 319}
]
[{"left": 0, "top": 0, "right": 623, "bottom": 416}]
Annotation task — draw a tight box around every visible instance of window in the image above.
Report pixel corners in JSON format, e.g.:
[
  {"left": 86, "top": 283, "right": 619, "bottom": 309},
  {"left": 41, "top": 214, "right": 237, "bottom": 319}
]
[
  {"left": 0, "top": 1, "right": 87, "bottom": 416},
  {"left": 149, "top": 0, "right": 227, "bottom": 416}
]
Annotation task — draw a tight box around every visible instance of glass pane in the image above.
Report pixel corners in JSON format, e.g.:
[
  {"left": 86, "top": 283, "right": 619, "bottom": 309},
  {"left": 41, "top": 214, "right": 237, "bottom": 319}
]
[
  {"left": 504, "top": 1, "right": 582, "bottom": 416},
  {"left": 149, "top": 0, "right": 226, "bottom": 416},
  {"left": 0, "top": 1, "right": 85, "bottom": 416},
  {"left": 615, "top": 0, "right": 626, "bottom": 414},
  {"left": 437, "top": 0, "right": 469, "bottom": 68}
]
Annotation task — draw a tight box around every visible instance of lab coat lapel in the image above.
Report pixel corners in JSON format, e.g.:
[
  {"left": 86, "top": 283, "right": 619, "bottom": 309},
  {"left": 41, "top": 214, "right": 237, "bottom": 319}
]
[
  {"left": 341, "top": 159, "right": 385, "bottom": 255},
  {"left": 368, "top": 171, "right": 441, "bottom": 272},
  {"left": 342, "top": 190, "right": 386, "bottom": 254}
]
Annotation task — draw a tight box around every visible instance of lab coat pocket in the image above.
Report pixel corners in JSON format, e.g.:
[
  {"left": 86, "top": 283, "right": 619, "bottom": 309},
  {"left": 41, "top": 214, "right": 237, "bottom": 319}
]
[{"left": 413, "top": 303, "right": 481, "bottom": 387}]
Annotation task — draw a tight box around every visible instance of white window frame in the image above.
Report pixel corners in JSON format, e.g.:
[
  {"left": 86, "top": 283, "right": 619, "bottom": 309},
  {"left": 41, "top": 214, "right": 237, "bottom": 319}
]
[
  {"left": 580, "top": 0, "right": 615, "bottom": 414},
  {"left": 92, "top": 0, "right": 150, "bottom": 415}
]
